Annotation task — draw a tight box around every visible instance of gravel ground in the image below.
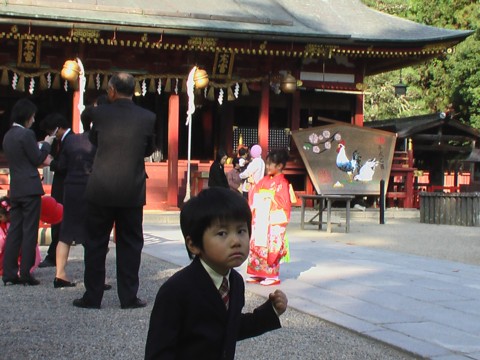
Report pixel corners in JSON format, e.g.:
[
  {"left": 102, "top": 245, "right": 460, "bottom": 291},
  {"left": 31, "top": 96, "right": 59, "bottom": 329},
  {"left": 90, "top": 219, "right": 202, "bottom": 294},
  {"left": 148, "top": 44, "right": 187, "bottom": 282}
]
[{"left": 0, "top": 243, "right": 420, "bottom": 360}]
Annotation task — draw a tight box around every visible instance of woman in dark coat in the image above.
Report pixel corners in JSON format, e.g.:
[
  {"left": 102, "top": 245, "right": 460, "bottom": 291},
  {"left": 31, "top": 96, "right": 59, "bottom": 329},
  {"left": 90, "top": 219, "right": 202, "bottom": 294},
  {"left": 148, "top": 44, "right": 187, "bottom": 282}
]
[
  {"left": 53, "top": 106, "right": 97, "bottom": 288},
  {"left": 208, "top": 150, "right": 229, "bottom": 188}
]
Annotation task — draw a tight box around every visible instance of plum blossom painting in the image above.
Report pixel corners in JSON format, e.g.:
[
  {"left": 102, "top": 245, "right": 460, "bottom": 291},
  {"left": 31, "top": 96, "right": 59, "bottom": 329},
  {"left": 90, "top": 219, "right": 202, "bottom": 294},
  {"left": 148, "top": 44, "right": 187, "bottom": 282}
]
[{"left": 292, "top": 124, "right": 396, "bottom": 195}]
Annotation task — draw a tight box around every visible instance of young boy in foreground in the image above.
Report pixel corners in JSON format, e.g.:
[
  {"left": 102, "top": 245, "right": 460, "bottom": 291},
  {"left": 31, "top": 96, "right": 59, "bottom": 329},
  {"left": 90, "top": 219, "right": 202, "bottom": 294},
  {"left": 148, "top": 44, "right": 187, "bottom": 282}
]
[{"left": 145, "top": 187, "right": 288, "bottom": 360}]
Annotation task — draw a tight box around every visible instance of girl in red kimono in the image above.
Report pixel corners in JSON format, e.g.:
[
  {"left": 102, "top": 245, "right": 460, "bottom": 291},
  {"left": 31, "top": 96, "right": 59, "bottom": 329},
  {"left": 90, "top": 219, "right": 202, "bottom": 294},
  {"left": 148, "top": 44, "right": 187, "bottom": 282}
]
[{"left": 246, "top": 149, "right": 295, "bottom": 286}]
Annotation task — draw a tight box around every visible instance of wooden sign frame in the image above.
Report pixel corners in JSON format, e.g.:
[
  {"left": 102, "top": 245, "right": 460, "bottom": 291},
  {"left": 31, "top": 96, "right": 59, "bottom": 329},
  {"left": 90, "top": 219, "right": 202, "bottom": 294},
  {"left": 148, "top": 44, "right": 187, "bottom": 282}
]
[{"left": 292, "top": 124, "right": 397, "bottom": 195}]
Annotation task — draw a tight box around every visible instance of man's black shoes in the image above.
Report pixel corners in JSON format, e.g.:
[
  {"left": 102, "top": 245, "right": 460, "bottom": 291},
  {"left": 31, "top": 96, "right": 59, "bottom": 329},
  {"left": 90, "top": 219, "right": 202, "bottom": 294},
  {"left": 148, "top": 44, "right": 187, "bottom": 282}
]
[
  {"left": 73, "top": 297, "right": 101, "bottom": 309},
  {"left": 121, "top": 297, "right": 147, "bottom": 309}
]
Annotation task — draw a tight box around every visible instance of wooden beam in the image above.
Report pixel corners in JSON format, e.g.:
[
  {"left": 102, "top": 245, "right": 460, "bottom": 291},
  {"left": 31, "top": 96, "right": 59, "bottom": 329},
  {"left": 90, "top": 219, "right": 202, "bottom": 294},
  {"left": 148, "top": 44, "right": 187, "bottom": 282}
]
[
  {"left": 414, "top": 144, "right": 472, "bottom": 153},
  {"left": 412, "top": 134, "right": 474, "bottom": 142}
]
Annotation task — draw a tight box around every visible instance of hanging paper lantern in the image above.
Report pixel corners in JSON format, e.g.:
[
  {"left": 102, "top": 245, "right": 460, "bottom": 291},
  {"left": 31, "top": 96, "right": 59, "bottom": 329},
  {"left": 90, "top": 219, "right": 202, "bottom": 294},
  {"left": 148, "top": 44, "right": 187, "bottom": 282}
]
[
  {"left": 174, "top": 78, "right": 179, "bottom": 94},
  {"left": 157, "top": 78, "right": 162, "bottom": 94},
  {"left": 280, "top": 73, "right": 297, "bottom": 93},
  {"left": 141, "top": 79, "right": 147, "bottom": 96},
  {"left": 193, "top": 68, "right": 209, "bottom": 89},
  {"left": 61, "top": 60, "right": 80, "bottom": 82}
]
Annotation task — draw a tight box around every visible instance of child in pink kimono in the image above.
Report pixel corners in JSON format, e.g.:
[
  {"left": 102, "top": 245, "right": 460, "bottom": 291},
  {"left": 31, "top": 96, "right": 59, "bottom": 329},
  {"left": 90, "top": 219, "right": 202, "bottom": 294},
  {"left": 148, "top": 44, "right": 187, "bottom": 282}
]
[
  {"left": 246, "top": 149, "right": 295, "bottom": 286},
  {"left": 0, "top": 196, "right": 41, "bottom": 276}
]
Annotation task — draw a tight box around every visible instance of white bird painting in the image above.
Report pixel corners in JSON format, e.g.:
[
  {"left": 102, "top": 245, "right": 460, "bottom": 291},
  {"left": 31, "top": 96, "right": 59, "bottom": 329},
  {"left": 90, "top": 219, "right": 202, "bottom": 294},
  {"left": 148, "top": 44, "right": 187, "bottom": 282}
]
[{"left": 354, "top": 158, "right": 378, "bottom": 182}]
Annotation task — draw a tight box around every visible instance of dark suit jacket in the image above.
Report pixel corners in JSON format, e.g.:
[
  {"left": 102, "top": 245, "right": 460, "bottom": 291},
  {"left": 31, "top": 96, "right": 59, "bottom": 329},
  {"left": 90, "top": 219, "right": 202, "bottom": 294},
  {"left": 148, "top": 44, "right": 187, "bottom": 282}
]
[
  {"left": 145, "top": 257, "right": 281, "bottom": 360},
  {"left": 2, "top": 126, "right": 50, "bottom": 199},
  {"left": 49, "top": 129, "right": 74, "bottom": 202},
  {"left": 58, "top": 132, "right": 96, "bottom": 186},
  {"left": 85, "top": 99, "right": 156, "bottom": 207}
]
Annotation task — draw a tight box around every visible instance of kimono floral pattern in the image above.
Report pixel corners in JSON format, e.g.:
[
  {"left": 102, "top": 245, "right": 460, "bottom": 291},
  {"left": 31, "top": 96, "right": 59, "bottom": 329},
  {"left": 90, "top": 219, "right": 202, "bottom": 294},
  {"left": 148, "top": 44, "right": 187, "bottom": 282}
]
[{"left": 247, "top": 173, "right": 292, "bottom": 279}]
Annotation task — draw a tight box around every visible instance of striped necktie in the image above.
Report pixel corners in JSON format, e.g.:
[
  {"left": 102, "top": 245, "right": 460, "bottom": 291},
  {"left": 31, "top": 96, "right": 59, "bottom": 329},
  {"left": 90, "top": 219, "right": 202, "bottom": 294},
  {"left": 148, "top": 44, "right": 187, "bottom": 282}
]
[{"left": 219, "top": 277, "right": 229, "bottom": 309}]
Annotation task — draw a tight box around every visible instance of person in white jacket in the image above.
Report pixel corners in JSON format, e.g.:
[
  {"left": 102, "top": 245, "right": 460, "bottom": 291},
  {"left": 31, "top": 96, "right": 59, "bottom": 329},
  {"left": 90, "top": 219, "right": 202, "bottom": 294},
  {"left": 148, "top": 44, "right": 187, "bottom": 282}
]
[{"left": 239, "top": 144, "right": 265, "bottom": 199}]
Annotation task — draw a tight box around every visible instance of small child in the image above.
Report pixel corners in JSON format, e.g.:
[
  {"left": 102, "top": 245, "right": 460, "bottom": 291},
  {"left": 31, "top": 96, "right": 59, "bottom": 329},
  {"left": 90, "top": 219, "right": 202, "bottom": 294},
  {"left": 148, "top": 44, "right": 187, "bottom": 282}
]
[
  {"left": 237, "top": 146, "right": 249, "bottom": 170},
  {"left": 239, "top": 144, "right": 266, "bottom": 199},
  {"left": 145, "top": 187, "right": 288, "bottom": 360},
  {"left": 0, "top": 196, "right": 41, "bottom": 277},
  {"left": 226, "top": 156, "right": 242, "bottom": 192},
  {"left": 246, "top": 148, "right": 295, "bottom": 286}
]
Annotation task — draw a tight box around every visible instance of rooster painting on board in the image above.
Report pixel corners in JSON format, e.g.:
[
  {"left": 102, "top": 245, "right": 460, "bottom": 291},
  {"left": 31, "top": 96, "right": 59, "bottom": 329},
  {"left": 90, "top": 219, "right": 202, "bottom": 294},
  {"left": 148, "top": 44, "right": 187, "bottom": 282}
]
[{"left": 336, "top": 140, "right": 361, "bottom": 180}]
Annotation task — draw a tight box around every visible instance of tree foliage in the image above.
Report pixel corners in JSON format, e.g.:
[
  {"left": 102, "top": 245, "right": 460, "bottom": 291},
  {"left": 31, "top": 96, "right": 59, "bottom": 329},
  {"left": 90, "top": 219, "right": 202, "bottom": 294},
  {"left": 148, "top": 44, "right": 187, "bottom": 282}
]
[{"left": 362, "top": 0, "right": 480, "bottom": 129}]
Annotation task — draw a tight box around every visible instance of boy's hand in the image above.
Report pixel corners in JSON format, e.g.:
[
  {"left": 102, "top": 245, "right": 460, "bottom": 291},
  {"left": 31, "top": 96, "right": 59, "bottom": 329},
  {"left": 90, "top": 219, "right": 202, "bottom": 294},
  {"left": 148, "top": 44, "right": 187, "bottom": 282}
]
[{"left": 269, "top": 289, "right": 288, "bottom": 316}]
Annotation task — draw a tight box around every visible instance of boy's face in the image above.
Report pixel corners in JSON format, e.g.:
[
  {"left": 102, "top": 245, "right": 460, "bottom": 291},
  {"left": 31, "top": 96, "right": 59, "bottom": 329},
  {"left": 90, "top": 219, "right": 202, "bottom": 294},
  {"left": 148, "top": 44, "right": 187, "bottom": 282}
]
[{"left": 188, "top": 219, "right": 250, "bottom": 275}]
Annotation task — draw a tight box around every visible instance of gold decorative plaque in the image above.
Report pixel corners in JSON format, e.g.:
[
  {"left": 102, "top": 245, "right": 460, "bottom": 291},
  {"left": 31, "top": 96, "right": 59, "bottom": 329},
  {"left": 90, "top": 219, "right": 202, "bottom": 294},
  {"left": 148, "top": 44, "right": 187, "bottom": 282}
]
[
  {"left": 213, "top": 52, "right": 234, "bottom": 78},
  {"left": 18, "top": 38, "right": 41, "bottom": 68}
]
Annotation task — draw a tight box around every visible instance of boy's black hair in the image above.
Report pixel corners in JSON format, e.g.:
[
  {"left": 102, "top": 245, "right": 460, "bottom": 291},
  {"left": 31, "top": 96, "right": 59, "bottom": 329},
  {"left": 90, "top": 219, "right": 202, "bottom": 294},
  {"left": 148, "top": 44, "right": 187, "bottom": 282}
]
[
  {"left": 266, "top": 148, "right": 289, "bottom": 167},
  {"left": 40, "top": 112, "right": 69, "bottom": 132},
  {"left": 10, "top": 98, "right": 37, "bottom": 126},
  {"left": 180, "top": 187, "right": 252, "bottom": 260}
]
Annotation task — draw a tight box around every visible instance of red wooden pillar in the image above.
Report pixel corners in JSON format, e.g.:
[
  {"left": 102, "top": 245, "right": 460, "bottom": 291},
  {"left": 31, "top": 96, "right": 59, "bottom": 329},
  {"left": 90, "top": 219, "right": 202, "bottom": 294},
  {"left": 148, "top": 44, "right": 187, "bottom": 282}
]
[
  {"left": 353, "top": 69, "right": 364, "bottom": 127},
  {"left": 71, "top": 90, "right": 81, "bottom": 133},
  {"left": 167, "top": 94, "right": 179, "bottom": 208},
  {"left": 354, "top": 93, "right": 364, "bottom": 127},
  {"left": 258, "top": 80, "right": 270, "bottom": 155}
]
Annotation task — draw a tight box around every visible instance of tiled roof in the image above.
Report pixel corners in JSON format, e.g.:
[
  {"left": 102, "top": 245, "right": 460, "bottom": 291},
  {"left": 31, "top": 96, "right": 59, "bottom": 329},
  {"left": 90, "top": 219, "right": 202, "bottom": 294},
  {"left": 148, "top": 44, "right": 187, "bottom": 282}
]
[{"left": 0, "top": 0, "right": 472, "bottom": 45}]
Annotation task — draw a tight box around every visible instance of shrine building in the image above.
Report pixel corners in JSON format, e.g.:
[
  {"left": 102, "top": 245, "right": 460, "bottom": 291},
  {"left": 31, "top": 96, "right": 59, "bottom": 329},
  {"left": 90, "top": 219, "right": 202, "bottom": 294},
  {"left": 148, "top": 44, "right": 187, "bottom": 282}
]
[{"left": 0, "top": 0, "right": 473, "bottom": 209}]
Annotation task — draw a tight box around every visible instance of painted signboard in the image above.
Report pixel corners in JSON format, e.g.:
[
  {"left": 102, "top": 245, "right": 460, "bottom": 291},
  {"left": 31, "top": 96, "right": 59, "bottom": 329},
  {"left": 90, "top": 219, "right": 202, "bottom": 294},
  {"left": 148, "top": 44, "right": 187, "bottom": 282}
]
[{"left": 292, "top": 124, "right": 396, "bottom": 195}]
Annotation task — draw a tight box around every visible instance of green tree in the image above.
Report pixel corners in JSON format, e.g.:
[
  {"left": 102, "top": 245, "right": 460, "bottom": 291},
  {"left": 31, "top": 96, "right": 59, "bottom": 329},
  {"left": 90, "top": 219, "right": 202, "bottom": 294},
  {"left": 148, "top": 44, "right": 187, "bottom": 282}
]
[{"left": 362, "top": 0, "right": 480, "bottom": 130}]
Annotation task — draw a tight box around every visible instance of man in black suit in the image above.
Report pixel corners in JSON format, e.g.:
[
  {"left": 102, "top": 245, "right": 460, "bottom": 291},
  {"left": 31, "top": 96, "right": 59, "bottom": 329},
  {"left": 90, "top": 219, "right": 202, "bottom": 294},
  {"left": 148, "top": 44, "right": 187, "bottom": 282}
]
[
  {"left": 73, "top": 72, "right": 156, "bottom": 309},
  {"left": 39, "top": 113, "right": 73, "bottom": 268},
  {"left": 2, "top": 98, "right": 54, "bottom": 285}
]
